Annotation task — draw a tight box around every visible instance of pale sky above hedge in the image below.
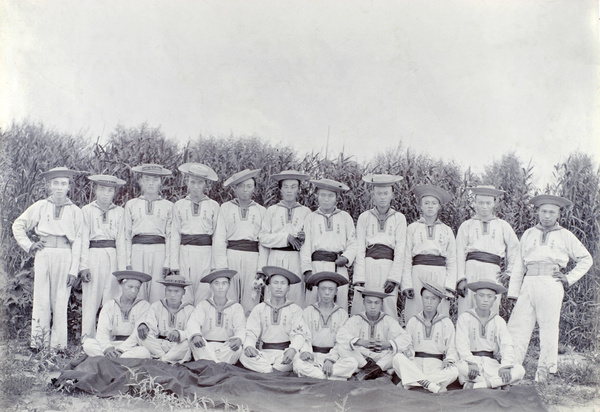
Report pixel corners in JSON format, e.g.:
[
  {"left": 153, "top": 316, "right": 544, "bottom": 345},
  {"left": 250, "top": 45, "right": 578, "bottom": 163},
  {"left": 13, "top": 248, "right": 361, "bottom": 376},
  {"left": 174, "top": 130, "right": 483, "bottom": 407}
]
[{"left": 2, "top": 0, "right": 599, "bottom": 186}]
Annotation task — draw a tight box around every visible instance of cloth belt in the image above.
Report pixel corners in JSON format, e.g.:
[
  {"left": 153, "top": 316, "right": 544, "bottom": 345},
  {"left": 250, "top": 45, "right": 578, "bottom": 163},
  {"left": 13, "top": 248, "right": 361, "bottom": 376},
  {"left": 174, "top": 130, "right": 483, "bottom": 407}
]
[
  {"left": 89, "top": 240, "right": 116, "bottom": 248},
  {"left": 272, "top": 245, "right": 298, "bottom": 252},
  {"left": 262, "top": 341, "right": 291, "bottom": 350},
  {"left": 206, "top": 339, "right": 226, "bottom": 343},
  {"left": 311, "top": 251, "right": 340, "bottom": 262},
  {"left": 472, "top": 351, "right": 494, "bottom": 358},
  {"left": 312, "top": 346, "right": 333, "bottom": 354},
  {"left": 366, "top": 244, "right": 394, "bottom": 260},
  {"left": 412, "top": 254, "right": 446, "bottom": 267},
  {"left": 132, "top": 235, "right": 165, "bottom": 245},
  {"left": 113, "top": 335, "right": 129, "bottom": 342},
  {"left": 180, "top": 234, "right": 212, "bottom": 246},
  {"left": 157, "top": 335, "right": 169, "bottom": 340},
  {"left": 526, "top": 263, "right": 560, "bottom": 277},
  {"left": 466, "top": 251, "right": 502, "bottom": 266},
  {"left": 227, "top": 240, "right": 259, "bottom": 252},
  {"left": 40, "top": 235, "right": 70, "bottom": 249},
  {"left": 415, "top": 352, "right": 444, "bottom": 360}
]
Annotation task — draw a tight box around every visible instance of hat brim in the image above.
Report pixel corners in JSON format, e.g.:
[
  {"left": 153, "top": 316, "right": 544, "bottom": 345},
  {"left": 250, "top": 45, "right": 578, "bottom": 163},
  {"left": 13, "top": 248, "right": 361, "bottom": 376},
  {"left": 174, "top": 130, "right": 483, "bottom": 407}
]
[
  {"left": 356, "top": 287, "right": 391, "bottom": 299},
  {"left": 421, "top": 282, "right": 453, "bottom": 299},
  {"left": 413, "top": 185, "right": 452, "bottom": 204},
  {"left": 469, "top": 187, "right": 505, "bottom": 197},
  {"left": 530, "top": 194, "right": 573, "bottom": 208},
  {"left": 311, "top": 179, "right": 350, "bottom": 193},
  {"left": 178, "top": 163, "right": 218, "bottom": 182},
  {"left": 224, "top": 169, "right": 261, "bottom": 188},
  {"left": 262, "top": 266, "right": 301, "bottom": 284},
  {"left": 306, "top": 271, "right": 348, "bottom": 287},
  {"left": 131, "top": 165, "right": 172, "bottom": 176},
  {"left": 157, "top": 279, "right": 193, "bottom": 287},
  {"left": 39, "top": 169, "right": 83, "bottom": 180},
  {"left": 88, "top": 174, "right": 126, "bottom": 187},
  {"left": 466, "top": 281, "right": 507, "bottom": 295},
  {"left": 271, "top": 171, "right": 309, "bottom": 182},
  {"left": 362, "top": 174, "right": 403, "bottom": 186},
  {"left": 201, "top": 270, "right": 237, "bottom": 283},
  {"left": 113, "top": 270, "right": 152, "bottom": 283}
]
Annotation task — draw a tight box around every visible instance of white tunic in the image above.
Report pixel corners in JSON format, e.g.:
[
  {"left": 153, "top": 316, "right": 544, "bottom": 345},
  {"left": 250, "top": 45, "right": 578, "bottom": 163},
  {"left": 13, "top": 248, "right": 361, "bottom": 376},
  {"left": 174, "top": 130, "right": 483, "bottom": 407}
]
[
  {"left": 186, "top": 298, "right": 247, "bottom": 342},
  {"left": 80, "top": 201, "right": 126, "bottom": 271},
  {"left": 93, "top": 298, "right": 151, "bottom": 352}
]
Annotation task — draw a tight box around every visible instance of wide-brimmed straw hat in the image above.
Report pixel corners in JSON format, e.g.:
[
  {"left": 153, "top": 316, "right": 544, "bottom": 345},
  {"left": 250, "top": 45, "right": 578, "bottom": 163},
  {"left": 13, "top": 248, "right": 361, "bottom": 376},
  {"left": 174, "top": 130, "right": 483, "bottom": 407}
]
[
  {"left": 306, "top": 271, "right": 348, "bottom": 287},
  {"left": 530, "top": 194, "right": 572, "bottom": 209},
  {"left": 413, "top": 184, "right": 452, "bottom": 205},
  {"left": 356, "top": 286, "right": 391, "bottom": 300},
  {"left": 200, "top": 269, "right": 237, "bottom": 283},
  {"left": 224, "top": 169, "right": 261, "bottom": 188},
  {"left": 421, "top": 281, "right": 453, "bottom": 299},
  {"left": 178, "top": 163, "right": 218, "bottom": 182},
  {"left": 466, "top": 280, "right": 507, "bottom": 295},
  {"left": 39, "top": 167, "right": 83, "bottom": 180},
  {"left": 469, "top": 185, "right": 505, "bottom": 198},
  {"left": 88, "top": 174, "right": 126, "bottom": 187},
  {"left": 262, "top": 266, "right": 301, "bottom": 284},
  {"left": 131, "top": 164, "right": 172, "bottom": 176},
  {"left": 113, "top": 270, "right": 152, "bottom": 283},
  {"left": 310, "top": 179, "right": 349, "bottom": 193},
  {"left": 362, "top": 174, "right": 403, "bottom": 187},
  {"left": 270, "top": 170, "right": 310, "bottom": 182},
  {"left": 157, "top": 275, "right": 193, "bottom": 288}
]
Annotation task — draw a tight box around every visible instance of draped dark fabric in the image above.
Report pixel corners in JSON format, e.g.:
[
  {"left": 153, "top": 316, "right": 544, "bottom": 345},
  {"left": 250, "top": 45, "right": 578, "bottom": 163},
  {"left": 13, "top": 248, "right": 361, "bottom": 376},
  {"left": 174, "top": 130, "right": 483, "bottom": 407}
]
[
  {"left": 466, "top": 251, "right": 502, "bottom": 266},
  {"left": 412, "top": 254, "right": 446, "bottom": 267},
  {"left": 132, "top": 235, "right": 165, "bottom": 245},
  {"left": 366, "top": 244, "right": 395, "bottom": 260},
  {"left": 180, "top": 234, "right": 212, "bottom": 246},
  {"left": 227, "top": 240, "right": 259, "bottom": 252}
]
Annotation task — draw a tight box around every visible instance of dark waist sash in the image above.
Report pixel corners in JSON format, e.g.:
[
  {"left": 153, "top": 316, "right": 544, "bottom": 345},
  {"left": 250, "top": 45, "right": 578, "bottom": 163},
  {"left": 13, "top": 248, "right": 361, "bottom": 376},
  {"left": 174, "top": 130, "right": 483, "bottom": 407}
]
[
  {"left": 412, "top": 254, "right": 446, "bottom": 267},
  {"left": 113, "top": 335, "right": 129, "bottom": 342},
  {"left": 415, "top": 352, "right": 444, "bottom": 360},
  {"left": 472, "top": 350, "right": 494, "bottom": 358},
  {"left": 227, "top": 240, "right": 259, "bottom": 252},
  {"left": 157, "top": 335, "right": 168, "bottom": 340},
  {"left": 466, "top": 251, "right": 502, "bottom": 266},
  {"left": 311, "top": 251, "right": 340, "bottom": 262},
  {"left": 272, "top": 245, "right": 298, "bottom": 252},
  {"left": 206, "top": 339, "right": 226, "bottom": 343},
  {"left": 90, "top": 240, "right": 116, "bottom": 248},
  {"left": 132, "top": 235, "right": 166, "bottom": 245},
  {"left": 312, "top": 345, "right": 333, "bottom": 354},
  {"left": 262, "top": 341, "right": 291, "bottom": 350},
  {"left": 181, "top": 234, "right": 212, "bottom": 246},
  {"left": 366, "top": 244, "right": 394, "bottom": 260}
]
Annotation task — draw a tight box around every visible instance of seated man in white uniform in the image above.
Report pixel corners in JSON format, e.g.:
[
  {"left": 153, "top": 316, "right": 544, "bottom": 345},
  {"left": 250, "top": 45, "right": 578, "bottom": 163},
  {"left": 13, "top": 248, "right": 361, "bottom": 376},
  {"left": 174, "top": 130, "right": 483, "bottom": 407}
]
[
  {"left": 392, "top": 281, "right": 458, "bottom": 393},
  {"left": 240, "top": 266, "right": 310, "bottom": 373},
  {"left": 82, "top": 270, "right": 152, "bottom": 359},
  {"left": 337, "top": 287, "right": 411, "bottom": 381},
  {"left": 136, "top": 275, "right": 195, "bottom": 363},
  {"left": 187, "top": 269, "right": 246, "bottom": 364},
  {"left": 294, "top": 271, "right": 358, "bottom": 380},
  {"left": 456, "top": 280, "right": 525, "bottom": 390}
]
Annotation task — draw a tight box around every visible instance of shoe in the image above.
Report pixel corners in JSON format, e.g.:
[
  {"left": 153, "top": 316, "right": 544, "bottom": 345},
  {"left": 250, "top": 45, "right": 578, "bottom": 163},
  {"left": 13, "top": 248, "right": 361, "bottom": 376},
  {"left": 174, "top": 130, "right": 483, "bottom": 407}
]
[
  {"left": 391, "top": 373, "right": 401, "bottom": 385},
  {"left": 353, "top": 360, "right": 383, "bottom": 381},
  {"left": 534, "top": 367, "right": 549, "bottom": 383}
]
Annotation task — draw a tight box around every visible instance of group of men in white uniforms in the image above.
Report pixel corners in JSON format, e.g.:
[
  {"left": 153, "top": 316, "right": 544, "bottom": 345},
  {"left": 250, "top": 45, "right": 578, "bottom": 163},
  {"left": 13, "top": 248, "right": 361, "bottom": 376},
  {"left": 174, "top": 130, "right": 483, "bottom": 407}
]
[{"left": 12, "top": 164, "right": 593, "bottom": 388}]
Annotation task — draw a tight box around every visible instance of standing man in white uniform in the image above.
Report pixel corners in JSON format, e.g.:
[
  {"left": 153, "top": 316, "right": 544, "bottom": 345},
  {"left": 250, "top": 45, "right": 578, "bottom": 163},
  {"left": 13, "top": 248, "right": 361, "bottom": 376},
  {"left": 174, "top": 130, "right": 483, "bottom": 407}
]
[
  {"left": 507, "top": 194, "right": 592, "bottom": 382},
  {"left": 352, "top": 174, "right": 406, "bottom": 319}
]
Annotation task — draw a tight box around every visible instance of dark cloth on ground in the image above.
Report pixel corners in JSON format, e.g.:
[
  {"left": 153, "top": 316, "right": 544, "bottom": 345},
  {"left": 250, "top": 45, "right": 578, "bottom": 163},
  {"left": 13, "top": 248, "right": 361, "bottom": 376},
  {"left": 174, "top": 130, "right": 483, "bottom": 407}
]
[{"left": 55, "top": 357, "right": 546, "bottom": 412}]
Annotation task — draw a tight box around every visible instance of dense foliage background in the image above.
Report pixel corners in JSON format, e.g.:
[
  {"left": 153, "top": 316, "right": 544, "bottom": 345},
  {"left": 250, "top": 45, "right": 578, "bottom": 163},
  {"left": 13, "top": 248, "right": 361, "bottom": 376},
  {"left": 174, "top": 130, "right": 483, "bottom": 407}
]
[{"left": 1, "top": 121, "right": 598, "bottom": 352}]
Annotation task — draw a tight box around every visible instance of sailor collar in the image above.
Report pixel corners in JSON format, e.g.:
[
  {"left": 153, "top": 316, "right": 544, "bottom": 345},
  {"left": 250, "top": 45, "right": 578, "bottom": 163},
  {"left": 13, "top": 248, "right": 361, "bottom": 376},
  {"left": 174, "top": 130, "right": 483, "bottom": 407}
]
[
  {"left": 160, "top": 299, "right": 192, "bottom": 314},
  {"left": 310, "top": 303, "right": 344, "bottom": 324},
  {"left": 47, "top": 196, "right": 74, "bottom": 207},
  {"left": 417, "top": 217, "right": 443, "bottom": 225},
  {"left": 316, "top": 208, "right": 341, "bottom": 218},
  {"left": 534, "top": 223, "right": 564, "bottom": 233},
  {"left": 264, "top": 299, "right": 294, "bottom": 311},
  {"left": 207, "top": 297, "right": 238, "bottom": 311},
  {"left": 139, "top": 195, "right": 163, "bottom": 201},
  {"left": 231, "top": 198, "right": 257, "bottom": 208},
  {"left": 91, "top": 200, "right": 118, "bottom": 212},
  {"left": 415, "top": 311, "right": 447, "bottom": 326},
  {"left": 276, "top": 201, "right": 303, "bottom": 210},
  {"left": 185, "top": 195, "right": 209, "bottom": 205},
  {"left": 358, "top": 311, "right": 387, "bottom": 326},
  {"left": 472, "top": 215, "right": 498, "bottom": 223}
]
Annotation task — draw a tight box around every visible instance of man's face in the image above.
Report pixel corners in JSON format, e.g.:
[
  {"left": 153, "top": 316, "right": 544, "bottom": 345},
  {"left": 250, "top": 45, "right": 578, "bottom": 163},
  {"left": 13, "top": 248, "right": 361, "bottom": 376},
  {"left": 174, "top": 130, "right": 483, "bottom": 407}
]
[
  {"left": 421, "top": 289, "right": 442, "bottom": 313},
  {"left": 538, "top": 204, "right": 560, "bottom": 229},
  {"left": 140, "top": 175, "right": 161, "bottom": 196},
  {"left": 95, "top": 185, "right": 116, "bottom": 205},
  {"left": 268, "top": 275, "right": 290, "bottom": 299},
  {"left": 48, "top": 177, "right": 70, "bottom": 200},
  {"left": 317, "top": 280, "right": 337, "bottom": 304},
  {"left": 317, "top": 189, "right": 337, "bottom": 211},
  {"left": 372, "top": 186, "right": 393, "bottom": 210},
  {"left": 164, "top": 285, "right": 185, "bottom": 306},
  {"left": 420, "top": 196, "right": 440, "bottom": 219},
  {"left": 474, "top": 195, "right": 496, "bottom": 219},
  {"left": 234, "top": 178, "right": 255, "bottom": 201},
  {"left": 210, "top": 278, "right": 231, "bottom": 298},
  {"left": 363, "top": 296, "right": 383, "bottom": 318},
  {"left": 473, "top": 289, "right": 497, "bottom": 311},
  {"left": 280, "top": 179, "right": 300, "bottom": 203},
  {"left": 187, "top": 176, "right": 207, "bottom": 198},
  {"left": 121, "top": 279, "right": 142, "bottom": 300}
]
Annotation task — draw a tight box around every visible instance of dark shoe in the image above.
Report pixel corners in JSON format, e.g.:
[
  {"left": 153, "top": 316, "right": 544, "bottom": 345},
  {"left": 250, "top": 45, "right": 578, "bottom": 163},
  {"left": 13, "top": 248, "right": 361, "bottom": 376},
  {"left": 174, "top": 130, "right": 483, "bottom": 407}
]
[
  {"left": 391, "top": 373, "right": 402, "bottom": 385},
  {"left": 354, "top": 361, "right": 383, "bottom": 381}
]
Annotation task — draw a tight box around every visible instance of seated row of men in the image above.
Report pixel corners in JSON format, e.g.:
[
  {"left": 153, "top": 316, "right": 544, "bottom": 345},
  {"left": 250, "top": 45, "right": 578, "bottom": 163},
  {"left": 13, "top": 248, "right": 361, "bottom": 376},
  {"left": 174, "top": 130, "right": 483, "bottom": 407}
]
[{"left": 81, "top": 266, "right": 525, "bottom": 392}]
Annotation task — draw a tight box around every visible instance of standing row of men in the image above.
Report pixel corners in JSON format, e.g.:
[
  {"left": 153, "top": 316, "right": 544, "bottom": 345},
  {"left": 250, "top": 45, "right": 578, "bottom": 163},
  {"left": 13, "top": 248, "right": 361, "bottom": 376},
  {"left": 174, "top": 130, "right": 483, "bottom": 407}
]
[{"left": 12, "top": 163, "right": 593, "bottom": 384}]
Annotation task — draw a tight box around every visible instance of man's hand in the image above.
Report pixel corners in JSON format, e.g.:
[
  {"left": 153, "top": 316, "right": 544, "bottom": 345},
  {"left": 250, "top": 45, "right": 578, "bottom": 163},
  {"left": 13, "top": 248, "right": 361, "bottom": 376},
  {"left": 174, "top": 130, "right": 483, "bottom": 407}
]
[
  {"left": 287, "top": 234, "right": 303, "bottom": 251},
  {"left": 323, "top": 359, "right": 334, "bottom": 378},
  {"left": 335, "top": 256, "right": 349, "bottom": 267},
  {"left": 227, "top": 337, "right": 242, "bottom": 351},
  {"left": 457, "top": 280, "right": 468, "bottom": 298},
  {"left": 401, "top": 348, "right": 413, "bottom": 358},
  {"left": 299, "top": 351, "right": 314, "bottom": 362},
  {"left": 498, "top": 367, "right": 513, "bottom": 384},
  {"left": 167, "top": 330, "right": 180, "bottom": 343},
  {"left": 281, "top": 348, "right": 296, "bottom": 364},
  {"left": 468, "top": 363, "right": 480, "bottom": 380},
  {"left": 402, "top": 289, "right": 415, "bottom": 299},
  {"left": 162, "top": 267, "right": 170, "bottom": 278},
  {"left": 137, "top": 324, "right": 149, "bottom": 340},
  {"left": 191, "top": 335, "right": 206, "bottom": 348},
  {"left": 304, "top": 271, "right": 313, "bottom": 291},
  {"left": 373, "top": 340, "right": 392, "bottom": 352},
  {"left": 443, "top": 359, "right": 455, "bottom": 369},
  {"left": 355, "top": 339, "right": 371, "bottom": 349},
  {"left": 79, "top": 269, "right": 92, "bottom": 282},
  {"left": 29, "top": 241, "right": 45, "bottom": 254},
  {"left": 553, "top": 272, "right": 568, "bottom": 289},
  {"left": 244, "top": 346, "right": 259, "bottom": 358},
  {"left": 104, "top": 347, "right": 121, "bottom": 359},
  {"left": 383, "top": 280, "right": 397, "bottom": 294},
  {"left": 66, "top": 275, "right": 78, "bottom": 287}
]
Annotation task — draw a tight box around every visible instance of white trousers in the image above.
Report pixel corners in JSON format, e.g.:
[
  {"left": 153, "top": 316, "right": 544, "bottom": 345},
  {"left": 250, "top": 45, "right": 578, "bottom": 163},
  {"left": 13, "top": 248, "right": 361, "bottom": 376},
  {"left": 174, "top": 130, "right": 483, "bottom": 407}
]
[
  {"left": 264, "top": 250, "right": 305, "bottom": 308},
  {"left": 31, "top": 248, "right": 72, "bottom": 349},
  {"left": 293, "top": 352, "right": 359, "bottom": 380},
  {"left": 351, "top": 257, "right": 398, "bottom": 320},
  {"left": 392, "top": 354, "right": 458, "bottom": 388},
  {"left": 457, "top": 260, "right": 501, "bottom": 316},
  {"left": 508, "top": 276, "right": 564, "bottom": 374},
  {"left": 81, "top": 247, "right": 121, "bottom": 339},
  {"left": 82, "top": 338, "right": 152, "bottom": 359},
  {"left": 240, "top": 348, "right": 297, "bottom": 373},
  {"left": 191, "top": 341, "right": 242, "bottom": 364},
  {"left": 337, "top": 345, "right": 395, "bottom": 371},
  {"left": 457, "top": 357, "right": 525, "bottom": 388},
  {"left": 226, "top": 249, "right": 260, "bottom": 316},
  {"left": 404, "top": 265, "right": 450, "bottom": 322},
  {"left": 305, "top": 261, "right": 349, "bottom": 312},
  {"left": 138, "top": 336, "right": 191, "bottom": 363},
  {"left": 179, "top": 245, "right": 212, "bottom": 305},
  {"left": 131, "top": 243, "right": 166, "bottom": 304}
]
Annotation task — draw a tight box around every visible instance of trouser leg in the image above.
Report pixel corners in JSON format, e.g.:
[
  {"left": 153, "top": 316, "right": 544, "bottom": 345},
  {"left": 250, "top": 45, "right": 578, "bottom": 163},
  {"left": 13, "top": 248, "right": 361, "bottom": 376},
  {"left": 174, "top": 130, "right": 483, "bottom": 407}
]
[
  {"left": 507, "top": 279, "right": 538, "bottom": 366},
  {"left": 31, "top": 251, "right": 52, "bottom": 348},
  {"left": 49, "top": 249, "right": 72, "bottom": 349},
  {"left": 82, "top": 338, "right": 104, "bottom": 356},
  {"left": 535, "top": 278, "right": 563, "bottom": 374}
]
